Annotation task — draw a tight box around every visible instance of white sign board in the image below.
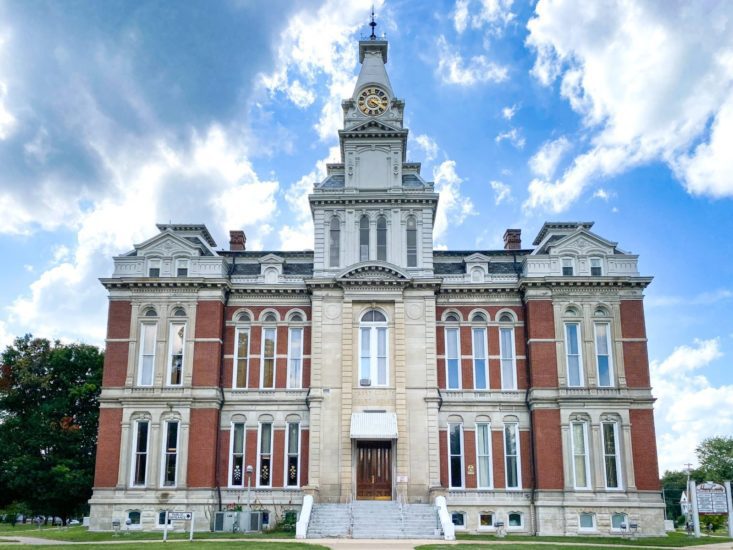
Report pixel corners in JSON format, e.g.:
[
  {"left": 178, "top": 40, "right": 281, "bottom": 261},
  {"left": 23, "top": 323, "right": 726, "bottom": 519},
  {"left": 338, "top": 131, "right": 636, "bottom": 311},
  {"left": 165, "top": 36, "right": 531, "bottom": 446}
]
[
  {"left": 167, "top": 512, "right": 193, "bottom": 521},
  {"left": 696, "top": 482, "right": 728, "bottom": 515}
]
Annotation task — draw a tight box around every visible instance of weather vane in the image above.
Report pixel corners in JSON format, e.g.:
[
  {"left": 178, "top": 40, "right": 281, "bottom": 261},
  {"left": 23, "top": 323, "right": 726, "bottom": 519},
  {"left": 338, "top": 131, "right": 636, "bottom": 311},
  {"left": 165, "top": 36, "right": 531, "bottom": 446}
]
[{"left": 369, "top": 5, "right": 377, "bottom": 40}]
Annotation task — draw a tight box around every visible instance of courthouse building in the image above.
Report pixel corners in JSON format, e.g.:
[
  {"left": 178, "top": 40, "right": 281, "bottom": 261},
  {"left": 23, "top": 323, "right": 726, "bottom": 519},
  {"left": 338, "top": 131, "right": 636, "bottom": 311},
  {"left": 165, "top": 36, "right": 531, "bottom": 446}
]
[{"left": 89, "top": 32, "right": 664, "bottom": 536}]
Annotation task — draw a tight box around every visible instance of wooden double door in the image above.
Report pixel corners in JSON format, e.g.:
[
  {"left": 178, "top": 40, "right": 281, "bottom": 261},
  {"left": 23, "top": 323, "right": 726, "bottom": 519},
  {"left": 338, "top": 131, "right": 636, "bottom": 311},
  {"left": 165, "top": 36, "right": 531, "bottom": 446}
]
[{"left": 356, "top": 441, "right": 392, "bottom": 500}]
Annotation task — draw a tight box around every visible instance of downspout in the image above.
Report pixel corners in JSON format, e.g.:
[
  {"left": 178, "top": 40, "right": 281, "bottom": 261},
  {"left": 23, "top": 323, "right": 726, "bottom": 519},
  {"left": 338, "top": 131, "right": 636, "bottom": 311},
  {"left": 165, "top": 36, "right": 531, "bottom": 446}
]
[
  {"left": 517, "top": 253, "right": 538, "bottom": 536},
  {"left": 214, "top": 256, "right": 234, "bottom": 512}
]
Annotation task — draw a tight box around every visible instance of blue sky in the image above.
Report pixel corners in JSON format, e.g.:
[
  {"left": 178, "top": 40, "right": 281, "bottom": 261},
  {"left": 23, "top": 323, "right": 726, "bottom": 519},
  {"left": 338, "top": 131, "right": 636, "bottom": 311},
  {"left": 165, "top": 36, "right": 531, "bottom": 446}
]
[{"left": 0, "top": 0, "right": 731, "bottom": 473}]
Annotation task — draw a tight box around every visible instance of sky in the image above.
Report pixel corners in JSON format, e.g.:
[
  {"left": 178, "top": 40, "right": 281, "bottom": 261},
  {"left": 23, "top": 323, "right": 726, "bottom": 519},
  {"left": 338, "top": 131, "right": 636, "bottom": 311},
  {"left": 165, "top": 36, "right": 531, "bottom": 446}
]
[{"left": 0, "top": 0, "right": 731, "bottom": 474}]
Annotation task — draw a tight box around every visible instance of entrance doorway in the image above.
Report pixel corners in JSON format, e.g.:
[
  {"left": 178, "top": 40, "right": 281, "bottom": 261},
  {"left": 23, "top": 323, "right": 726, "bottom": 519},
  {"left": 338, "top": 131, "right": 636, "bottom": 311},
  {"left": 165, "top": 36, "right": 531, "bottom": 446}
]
[{"left": 356, "top": 441, "right": 392, "bottom": 500}]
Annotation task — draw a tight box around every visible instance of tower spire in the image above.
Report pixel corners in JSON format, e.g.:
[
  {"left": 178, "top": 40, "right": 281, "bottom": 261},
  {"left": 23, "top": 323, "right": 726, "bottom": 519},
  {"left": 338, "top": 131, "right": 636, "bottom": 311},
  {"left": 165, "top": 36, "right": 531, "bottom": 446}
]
[{"left": 369, "top": 6, "right": 377, "bottom": 40}]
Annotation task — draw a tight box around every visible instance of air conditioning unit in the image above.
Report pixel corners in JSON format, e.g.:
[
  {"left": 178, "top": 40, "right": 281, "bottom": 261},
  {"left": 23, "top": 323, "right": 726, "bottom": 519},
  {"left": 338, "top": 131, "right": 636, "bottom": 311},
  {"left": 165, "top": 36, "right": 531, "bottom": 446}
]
[
  {"left": 240, "top": 511, "right": 263, "bottom": 532},
  {"left": 213, "top": 511, "right": 239, "bottom": 532}
]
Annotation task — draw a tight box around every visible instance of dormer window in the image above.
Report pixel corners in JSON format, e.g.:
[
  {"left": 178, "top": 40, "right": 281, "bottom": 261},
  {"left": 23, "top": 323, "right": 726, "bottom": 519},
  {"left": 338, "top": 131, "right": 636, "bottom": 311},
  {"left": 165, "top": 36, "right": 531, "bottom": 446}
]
[
  {"left": 562, "top": 258, "right": 574, "bottom": 276},
  {"left": 590, "top": 257, "right": 602, "bottom": 276},
  {"left": 148, "top": 259, "right": 161, "bottom": 278},
  {"left": 176, "top": 259, "right": 188, "bottom": 277}
]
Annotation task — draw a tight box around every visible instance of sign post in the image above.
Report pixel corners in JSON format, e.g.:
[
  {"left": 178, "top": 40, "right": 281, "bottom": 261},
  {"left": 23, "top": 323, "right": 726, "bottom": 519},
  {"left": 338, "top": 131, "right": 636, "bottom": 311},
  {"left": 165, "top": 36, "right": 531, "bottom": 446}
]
[
  {"left": 163, "top": 510, "right": 169, "bottom": 542},
  {"left": 162, "top": 511, "right": 194, "bottom": 542},
  {"left": 725, "top": 481, "right": 733, "bottom": 538},
  {"left": 690, "top": 481, "right": 700, "bottom": 538}
]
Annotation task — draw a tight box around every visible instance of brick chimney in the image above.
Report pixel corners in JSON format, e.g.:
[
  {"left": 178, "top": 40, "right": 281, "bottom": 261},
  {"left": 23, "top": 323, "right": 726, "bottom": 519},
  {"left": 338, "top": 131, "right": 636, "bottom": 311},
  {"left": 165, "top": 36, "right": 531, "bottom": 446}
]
[
  {"left": 229, "top": 230, "right": 246, "bottom": 251},
  {"left": 503, "top": 229, "right": 521, "bottom": 250}
]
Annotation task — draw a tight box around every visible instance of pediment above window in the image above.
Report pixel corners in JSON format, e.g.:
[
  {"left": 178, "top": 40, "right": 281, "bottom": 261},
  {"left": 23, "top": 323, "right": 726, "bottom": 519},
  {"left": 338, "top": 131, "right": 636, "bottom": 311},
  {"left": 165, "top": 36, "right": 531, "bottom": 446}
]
[
  {"left": 547, "top": 229, "right": 617, "bottom": 256},
  {"left": 336, "top": 261, "right": 411, "bottom": 283},
  {"left": 134, "top": 231, "right": 201, "bottom": 258}
]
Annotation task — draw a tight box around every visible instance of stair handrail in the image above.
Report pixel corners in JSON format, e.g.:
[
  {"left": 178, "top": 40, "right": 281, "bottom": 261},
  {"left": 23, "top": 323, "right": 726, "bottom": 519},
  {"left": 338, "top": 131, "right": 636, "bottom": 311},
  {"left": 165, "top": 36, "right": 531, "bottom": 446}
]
[
  {"left": 295, "top": 494, "right": 313, "bottom": 539},
  {"left": 435, "top": 496, "right": 455, "bottom": 540}
]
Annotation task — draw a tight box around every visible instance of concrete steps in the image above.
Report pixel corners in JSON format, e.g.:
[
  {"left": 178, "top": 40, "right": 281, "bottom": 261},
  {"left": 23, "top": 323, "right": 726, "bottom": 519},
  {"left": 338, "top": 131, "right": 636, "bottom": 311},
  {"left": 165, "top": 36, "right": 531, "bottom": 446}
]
[{"left": 307, "top": 501, "right": 440, "bottom": 539}]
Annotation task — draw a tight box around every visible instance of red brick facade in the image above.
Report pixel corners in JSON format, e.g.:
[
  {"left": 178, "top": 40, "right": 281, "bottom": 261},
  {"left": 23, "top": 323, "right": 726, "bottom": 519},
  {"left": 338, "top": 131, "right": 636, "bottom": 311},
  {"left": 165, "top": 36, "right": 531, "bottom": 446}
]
[
  {"left": 102, "top": 300, "right": 131, "bottom": 388},
  {"left": 93, "top": 407, "right": 122, "bottom": 487},
  {"left": 630, "top": 408, "right": 661, "bottom": 490},
  {"left": 532, "top": 409, "right": 564, "bottom": 490},
  {"left": 187, "top": 408, "right": 219, "bottom": 487}
]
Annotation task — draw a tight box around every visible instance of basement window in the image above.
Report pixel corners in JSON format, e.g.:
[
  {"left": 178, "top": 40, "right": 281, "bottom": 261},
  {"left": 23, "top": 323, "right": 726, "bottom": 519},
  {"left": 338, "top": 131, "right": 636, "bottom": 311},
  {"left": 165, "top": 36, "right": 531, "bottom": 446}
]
[{"left": 451, "top": 511, "right": 466, "bottom": 529}]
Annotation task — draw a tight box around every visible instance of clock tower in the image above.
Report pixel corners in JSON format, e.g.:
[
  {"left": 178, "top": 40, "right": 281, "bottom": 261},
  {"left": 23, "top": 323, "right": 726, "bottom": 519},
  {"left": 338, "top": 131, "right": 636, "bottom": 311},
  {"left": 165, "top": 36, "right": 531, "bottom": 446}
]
[{"left": 310, "top": 34, "right": 439, "bottom": 277}]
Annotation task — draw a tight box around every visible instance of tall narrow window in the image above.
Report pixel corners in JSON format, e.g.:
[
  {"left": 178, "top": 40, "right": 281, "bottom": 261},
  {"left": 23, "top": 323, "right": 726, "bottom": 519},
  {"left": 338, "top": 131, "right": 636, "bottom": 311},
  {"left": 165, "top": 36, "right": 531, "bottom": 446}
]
[
  {"left": 476, "top": 423, "right": 492, "bottom": 488},
  {"left": 161, "top": 420, "right": 179, "bottom": 487},
  {"left": 229, "top": 423, "right": 245, "bottom": 487},
  {"left": 448, "top": 423, "right": 464, "bottom": 488},
  {"left": 286, "top": 422, "right": 300, "bottom": 487},
  {"left": 359, "top": 215, "right": 370, "bottom": 262},
  {"left": 176, "top": 259, "right": 188, "bottom": 277},
  {"left": 131, "top": 420, "right": 149, "bottom": 486},
  {"left": 590, "top": 257, "right": 602, "bottom": 276},
  {"left": 406, "top": 217, "right": 417, "bottom": 267},
  {"left": 377, "top": 216, "right": 387, "bottom": 261},
  {"left": 445, "top": 327, "right": 460, "bottom": 390},
  {"left": 565, "top": 323, "right": 583, "bottom": 387},
  {"left": 234, "top": 326, "right": 250, "bottom": 388},
  {"left": 571, "top": 422, "right": 590, "bottom": 489},
  {"left": 602, "top": 422, "right": 622, "bottom": 489},
  {"left": 329, "top": 217, "right": 340, "bottom": 267},
  {"left": 499, "top": 317, "right": 517, "bottom": 390},
  {"left": 562, "top": 258, "right": 574, "bottom": 276},
  {"left": 359, "top": 310, "right": 388, "bottom": 386},
  {"left": 167, "top": 322, "right": 185, "bottom": 386},
  {"left": 148, "top": 259, "right": 161, "bottom": 277},
  {"left": 288, "top": 327, "right": 303, "bottom": 389},
  {"left": 472, "top": 328, "right": 487, "bottom": 390},
  {"left": 261, "top": 326, "right": 276, "bottom": 389},
  {"left": 504, "top": 423, "right": 520, "bottom": 489},
  {"left": 258, "top": 423, "right": 273, "bottom": 487},
  {"left": 594, "top": 323, "right": 613, "bottom": 387},
  {"left": 138, "top": 322, "right": 157, "bottom": 386}
]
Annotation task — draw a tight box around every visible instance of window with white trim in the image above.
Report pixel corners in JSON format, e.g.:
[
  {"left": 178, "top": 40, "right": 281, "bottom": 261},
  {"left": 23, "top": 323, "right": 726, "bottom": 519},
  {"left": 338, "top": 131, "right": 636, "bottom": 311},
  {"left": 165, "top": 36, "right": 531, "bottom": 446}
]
[
  {"left": 472, "top": 327, "right": 487, "bottom": 390},
  {"left": 359, "top": 215, "right": 370, "bottom": 262},
  {"left": 499, "top": 315, "right": 517, "bottom": 390},
  {"left": 602, "top": 421, "right": 622, "bottom": 489},
  {"left": 590, "top": 257, "right": 602, "bottom": 276},
  {"left": 166, "top": 322, "right": 185, "bottom": 386},
  {"left": 261, "top": 323, "right": 276, "bottom": 389},
  {"left": 377, "top": 216, "right": 387, "bottom": 261},
  {"left": 476, "top": 423, "right": 492, "bottom": 489},
  {"left": 571, "top": 421, "right": 591, "bottom": 489},
  {"left": 451, "top": 511, "right": 466, "bottom": 528},
  {"left": 445, "top": 326, "right": 460, "bottom": 390},
  {"left": 176, "top": 259, "right": 188, "bottom": 277},
  {"left": 229, "top": 422, "right": 245, "bottom": 487},
  {"left": 127, "top": 510, "right": 141, "bottom": 527},
  {"left": 131, "top": 419, "right": 149, "bottom": 487},
  {"left": 579, "top": 512, "right": 596, "bottom": 531},
  {"left": 287, "top": 325, "right": 303, "bottom": 389},
  {"left": 359, "top": 310, "right": 388, "bottom": 387},
  {"left": 479, "top": 512, "right": 495, "bottom": 529},
  {"left": 565, "top": 323, "right": 583, "bottom": 387},
  {"left": 157, "top": 511, "right": 172, "bottom": 526},
  {"left": 285, "top": 422, "right": 300, "bottom": 487},
  {"left": 138, "top": 319, "right": 157, "bottom": 386},
  {"left": 448, "top": 423, "right": 464, "bottom": 488},
  {"left": 562, "top": 257, "right": 574, "bottom": 276},
  {"left": 594, "top": 323, "right": 613, "bottom": 387},
  {"left": 508, "top": 512, "right": 523, "bottom": 528},
  {"left": 258, "top": 422, "right": 273, "bottom": 487},
  {"left": 406, "top": 216, "right": 417, "bottom": 267},
  {"left": 611, "top": 513, "right": 628, "bottom": 530},
  {"left": 504, "top": 423, "right": 520, "bottom": 489},
  {"left": 148, "top": 259, "right": 161, "bottom": 277},
  {"left": 234, "top": 314, "right": 250, "bottom": 388},
  {"left": 161, "top": 420, "right": 179, "bottom": 487},
  {"left": 329, "top": 216, "right": 340, "bottom": 268}
]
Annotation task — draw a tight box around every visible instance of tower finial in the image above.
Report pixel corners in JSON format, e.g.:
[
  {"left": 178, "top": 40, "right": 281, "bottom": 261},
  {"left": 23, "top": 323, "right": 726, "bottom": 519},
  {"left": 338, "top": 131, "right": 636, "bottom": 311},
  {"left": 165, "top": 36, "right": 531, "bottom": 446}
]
[{"left": 369, "top": 5, "right": 377, "bottom": 40}]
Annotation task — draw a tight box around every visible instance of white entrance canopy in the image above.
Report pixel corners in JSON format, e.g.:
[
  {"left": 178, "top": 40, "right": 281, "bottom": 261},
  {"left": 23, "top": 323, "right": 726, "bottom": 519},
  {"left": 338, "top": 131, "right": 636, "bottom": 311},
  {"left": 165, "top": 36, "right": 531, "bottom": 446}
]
[{"left": 350, "top": 412, "right": 398, "bottom": 439}]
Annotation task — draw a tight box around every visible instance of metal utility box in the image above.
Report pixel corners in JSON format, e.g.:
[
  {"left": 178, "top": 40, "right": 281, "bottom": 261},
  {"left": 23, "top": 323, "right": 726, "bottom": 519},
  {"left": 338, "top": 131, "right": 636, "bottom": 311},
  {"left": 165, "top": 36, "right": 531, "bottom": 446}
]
[{"left": 213, "top": 511, "right": 263, "bottom": 533}]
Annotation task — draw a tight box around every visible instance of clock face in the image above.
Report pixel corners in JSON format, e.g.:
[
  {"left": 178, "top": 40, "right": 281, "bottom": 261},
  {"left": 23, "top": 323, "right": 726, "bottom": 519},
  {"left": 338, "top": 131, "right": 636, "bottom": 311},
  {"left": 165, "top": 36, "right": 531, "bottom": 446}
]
[{"left": 357, "top": 86, "right": 389, "bottom": 116}]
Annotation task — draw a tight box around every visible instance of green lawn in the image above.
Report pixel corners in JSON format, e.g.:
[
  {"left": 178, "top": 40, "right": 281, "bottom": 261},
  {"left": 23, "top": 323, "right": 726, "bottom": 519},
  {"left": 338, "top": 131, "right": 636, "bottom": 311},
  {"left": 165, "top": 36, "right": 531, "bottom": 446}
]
[
  {"left": 0, "top": 525, "right": 295, "bottom": 542},
  {"left": 0, "top": 543, "right": 326, "bottom": 550}
]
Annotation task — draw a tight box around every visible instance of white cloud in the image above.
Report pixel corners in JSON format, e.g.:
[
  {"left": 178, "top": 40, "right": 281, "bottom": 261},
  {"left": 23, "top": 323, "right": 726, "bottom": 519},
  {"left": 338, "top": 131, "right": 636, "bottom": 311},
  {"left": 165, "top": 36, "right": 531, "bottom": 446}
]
[
  {"left": 525, "top": 0, "right": 733, "bottom": 211},
  {"left": 489, "top": 180, "right": 511, "bottom": 204},
  {"left": 528, "top": 136, "right": 570, "bottom": 179},
  {"left": 285, "top": 80, "right": 316, "bottom": 108},
  {"left": 432, "top": 160, "right": 476, "bottom": 241},
  {"left": 501, "top": 104, "right": 518, "bottom": 120},
  {"left": 436, "top": 35, "right": 508, "bottom": 86},
  {"left": 278, "top": 145, "right": 340, "bottom": 250},
  {"left": 454, "top": 0, "right": 470, "bottom": 33},
  {"left": 471, "top": 0, "right": 515, "bottom": 31},
  {"left": 646, "top": 288, "right": 733, "bottom": 308},
  {"left": 414, "top": 134, "right": 439, "bottom": 162},
  {"left": 495, "top": 127, "right": 525, "bottom": 149},
  {"left": 593, "top": 188, "right": 610, "bottom": 201},
  {"left": 0, "top": 81, "right": 15, "bottom": 140},
  {"left": 651, "top": 338, "right": 732, "bottom": 472}
]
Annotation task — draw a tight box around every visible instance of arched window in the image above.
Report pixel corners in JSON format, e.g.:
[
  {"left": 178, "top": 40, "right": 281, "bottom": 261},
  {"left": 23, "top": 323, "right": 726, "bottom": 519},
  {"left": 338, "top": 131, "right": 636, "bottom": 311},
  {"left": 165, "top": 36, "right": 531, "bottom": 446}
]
[
  {"left": 406, "top": 216, "right": 417, "bottom": 267},
  {"left": 233, "top": 312, "right": 252, "bottom": 388},
  {"left": 359, "top": 215, "right": 370, "bottom": 262},
  {"left": 471, "top": 312, "right": 487, "bottom": 323},
  {"left": 172, "top": 307, "right": 186, "bottom": 317},
  {"left": 144, "top": 307, "right": 158, "bottom": 317},
  {"left": 444, "top": 312, "right": 460, "bottom": 322},
  {"left": 289, "top": 312, "right": 304, "bottom": 322},
  {"left": 329, "top": 216, "right": 340, "bottom": 268},
  {"left": 377, "top": 216, "right": 387, "bottom": 261},
  {"left": 499, "top": 312, "right": 517, "bottom": 390},
  {"left": 261, "top": 313, "right": 277, "bottom": 389},
  {"left": 359, "top": 309, "right": 388, "bottom": 386},
  {"left": 262, "top": 312, "right": 277, "bottom": 323}
]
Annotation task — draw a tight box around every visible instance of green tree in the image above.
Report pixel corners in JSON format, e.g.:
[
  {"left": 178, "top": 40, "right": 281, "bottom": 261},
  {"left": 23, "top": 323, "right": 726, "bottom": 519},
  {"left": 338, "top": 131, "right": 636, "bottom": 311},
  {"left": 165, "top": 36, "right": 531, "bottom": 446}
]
[
  {"left": 661, "top": 469, "right": 688, "bottom": 521},
  {"left": 0, "top": 335, "right": 103, "bottom": 523},
  {"left": 696, "top": 436, "right": 733, "bottom": 483}
]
